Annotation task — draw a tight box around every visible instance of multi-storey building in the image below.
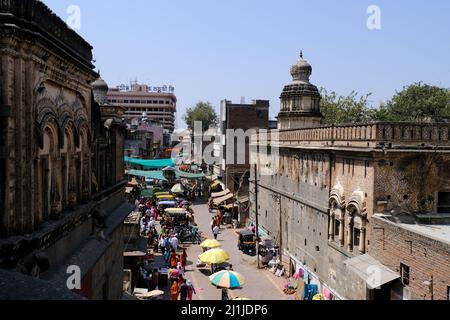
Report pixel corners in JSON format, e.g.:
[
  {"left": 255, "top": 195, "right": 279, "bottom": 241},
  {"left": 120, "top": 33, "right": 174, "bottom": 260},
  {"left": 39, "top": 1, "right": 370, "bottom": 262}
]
[
  {"left": 107, "top": 84, "right": 177, "bottom": 133},
  {"left": 0, "top": 0, "right": 131, "bottom": 299},
  {"left": 125, "top": 117, "right": 165, "bottom": 159},
  {"left": 220, "top": 99, "right": 269, "bottom": 198},
  {"left": 249, "top": 53, "right": 450, "bottom": 300}
]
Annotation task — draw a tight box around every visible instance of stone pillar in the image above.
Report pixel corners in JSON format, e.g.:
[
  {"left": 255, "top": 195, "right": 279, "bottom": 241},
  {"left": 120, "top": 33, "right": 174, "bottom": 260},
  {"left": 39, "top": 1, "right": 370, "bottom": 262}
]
[
  {"left": 328, "top": 211, "right": 335, "bottom": 242},
  {"left": 346, "top": 214, "right": 353, "bottom": 252},
  {"left": 339, "top": 216, "right": 344, "bottom": 247},
  {"left": 359, "top": 225, "right": 366, "bottom": 254}
]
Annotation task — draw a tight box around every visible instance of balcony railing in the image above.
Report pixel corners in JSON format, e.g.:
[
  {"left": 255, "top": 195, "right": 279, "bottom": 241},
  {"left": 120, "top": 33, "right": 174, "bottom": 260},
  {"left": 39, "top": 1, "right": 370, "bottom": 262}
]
[{"left": 252, "top": 122, "right": 450, "bottom": 148}]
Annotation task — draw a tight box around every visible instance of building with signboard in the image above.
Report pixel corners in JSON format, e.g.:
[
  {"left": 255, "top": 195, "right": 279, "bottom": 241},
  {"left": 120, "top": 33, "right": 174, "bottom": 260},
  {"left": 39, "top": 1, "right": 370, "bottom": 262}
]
[{"left": 107, "top": 84, "right": 177, "bottom": 133}]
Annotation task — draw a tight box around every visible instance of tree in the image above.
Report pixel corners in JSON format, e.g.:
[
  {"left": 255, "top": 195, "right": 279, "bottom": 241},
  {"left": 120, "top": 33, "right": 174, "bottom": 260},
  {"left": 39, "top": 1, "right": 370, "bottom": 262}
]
[
  {"left": 183, "top": 101, "right": 218, "bottom": 131},
  {"left": 374, "top": 82, "right": 450, "bottom": 122},
  {"left": 320, "top": 88, "right": 375, "bottom": 125}
]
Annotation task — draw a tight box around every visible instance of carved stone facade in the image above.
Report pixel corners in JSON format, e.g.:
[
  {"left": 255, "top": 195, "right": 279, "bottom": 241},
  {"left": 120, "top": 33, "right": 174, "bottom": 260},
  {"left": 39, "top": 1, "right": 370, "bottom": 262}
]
[
  {"left": 0, "top": 0, "right": 131, "bottom": 299},
  {"left": 249, "top": 57, "right": 450, "bottom": 300}
]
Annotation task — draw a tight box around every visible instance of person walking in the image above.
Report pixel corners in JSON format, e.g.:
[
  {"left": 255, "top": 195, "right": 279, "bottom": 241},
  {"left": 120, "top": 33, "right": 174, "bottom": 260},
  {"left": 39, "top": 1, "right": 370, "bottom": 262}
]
[
  {"left": 221, "top": 288, "right": 229, "bottom": 300},
  {"left": 179, "top": 280, "right": 188, "bottom": 301},
  {"left": 176, "top": 262, "right": 185, "bottom": 278},
  {"left": 169, "top": 234, "right": 179, "bottom": 252},
  {"left": 149, "top": 268, "right": 159, "bottom": 291},
  {"left": 213, "top": 225, "right": 220, "bottom": 240},
  {"left": 180, "top": 249, "right": 188, "bottom": 272},
  {"left": 170, "top": 280, "right": 179, "bottom": 301},
  {"left": 163, "top": 248, "right": 170, "bottom": 267},
  {"left": 169, "top": 249, "right": 178, "bottom": 269},
  {"left": 186, "top": 280, "right": 196, "bottom": 300},
  {"left": 151, "top": 206, "right": 158, "bottom": 221},
  {"left": 210, "top": 217, "right": 216, "bottom": 232}
]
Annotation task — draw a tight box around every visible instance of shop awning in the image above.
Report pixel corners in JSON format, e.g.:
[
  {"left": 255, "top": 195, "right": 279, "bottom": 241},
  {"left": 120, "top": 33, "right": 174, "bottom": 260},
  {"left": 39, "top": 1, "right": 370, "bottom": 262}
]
[
  {"left": 344, "top": 254, "right": 400, "bottom": 289},
  {"left": 211, "top": 189, "right": 231, "bottom": 198},
  {"left": 221, "top": 203, "right": 239, "bottom": 210},
  {"left": 125, "top": 187, "right": 134, "bottom": 194},
  {"left": 213, "top": 193, "right": 234, "bottom": 205},
  {"left": 205, "top": 175, "right": 218, "bottom": 181},
  {"left": 210, "top": 181, "right": 221, "bottom": 189},
  {"left": 128, "top": 178, "right": 139, "bottom": 186},
  {"left": 124, "top": 251, "right": 147, "bottom": 257},
  {"left": 237, "top": 196, "right": 249, "bottom": 203}
]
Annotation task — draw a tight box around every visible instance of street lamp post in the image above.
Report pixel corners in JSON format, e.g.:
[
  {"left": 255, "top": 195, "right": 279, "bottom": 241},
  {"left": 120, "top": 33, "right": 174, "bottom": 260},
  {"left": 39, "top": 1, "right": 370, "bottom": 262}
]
[
  {"left": 254, "top": 164, "right": 260, "bottom": 269},
  {"left": 271, "top": 194, "right": 282, "bottom": 257}
]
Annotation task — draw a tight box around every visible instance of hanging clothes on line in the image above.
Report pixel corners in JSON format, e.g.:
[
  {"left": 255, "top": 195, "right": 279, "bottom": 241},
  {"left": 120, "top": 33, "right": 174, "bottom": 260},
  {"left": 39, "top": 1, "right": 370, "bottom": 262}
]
[{"left": 302, "top": 284, "right": 318, "bottom": 301}]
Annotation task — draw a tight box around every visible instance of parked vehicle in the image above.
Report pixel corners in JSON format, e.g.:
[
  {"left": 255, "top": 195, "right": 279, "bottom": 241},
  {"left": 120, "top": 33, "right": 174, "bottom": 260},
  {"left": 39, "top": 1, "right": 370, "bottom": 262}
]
[
  {"left": 237, "top": 230, "right": 256, "bottom": 256},
  {"left": 179, "top": 225, "right": 201, "bottom": 244}
]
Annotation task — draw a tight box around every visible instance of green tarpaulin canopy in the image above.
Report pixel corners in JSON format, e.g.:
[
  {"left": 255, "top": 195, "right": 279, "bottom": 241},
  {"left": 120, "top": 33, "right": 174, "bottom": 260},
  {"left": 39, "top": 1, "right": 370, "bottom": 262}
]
[
  {"left": 177, "top": 170, "right": 205, "bottom": 179},
  {"left": 128, "top": 170, "right": 168, "bottom": 181},
  {"left": 125, "top": 157, "right": 175, "bottom": 169},
  {"left": 128, "top": 169, "right": 205, "bottom": 181},
  {"left": 140, "top": 189, "right": 153, "bottom": 198}
]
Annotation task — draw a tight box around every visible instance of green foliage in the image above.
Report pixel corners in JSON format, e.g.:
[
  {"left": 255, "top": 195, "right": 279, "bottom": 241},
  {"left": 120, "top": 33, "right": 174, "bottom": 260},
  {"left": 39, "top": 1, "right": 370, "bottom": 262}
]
[
  {"left": 374, "top": 82, "right": 450, "bottom": 122},
  {"left": 183, "top": 101, "right": 218, "bottom": 131},
  {"left": 320, "top": 89, "right": 375, "bottom": 125},
  {"left": 320, "top": 82, "right": 450, "bottom": 125}
]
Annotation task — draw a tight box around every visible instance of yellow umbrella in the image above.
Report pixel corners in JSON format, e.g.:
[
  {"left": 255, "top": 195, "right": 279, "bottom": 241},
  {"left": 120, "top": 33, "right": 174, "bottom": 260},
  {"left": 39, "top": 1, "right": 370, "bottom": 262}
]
[
  {"left": 200, "top": 239, "right": 222, "bottom": 249},
  {"left": 199, "top": 248, "right": 230, "bottom": 264}
]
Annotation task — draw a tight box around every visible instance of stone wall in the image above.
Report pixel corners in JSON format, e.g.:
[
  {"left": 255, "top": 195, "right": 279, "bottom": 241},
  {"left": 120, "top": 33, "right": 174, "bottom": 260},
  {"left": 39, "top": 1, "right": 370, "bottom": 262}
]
[
  {"left": 250, "top": 122, "right": 450, "bottom": 299},
  {"left": 373, "top": 152, "right": 450, "bottom": 215},
  {"left": 249, "top": 148, "right": 372, "bottom": 299}
]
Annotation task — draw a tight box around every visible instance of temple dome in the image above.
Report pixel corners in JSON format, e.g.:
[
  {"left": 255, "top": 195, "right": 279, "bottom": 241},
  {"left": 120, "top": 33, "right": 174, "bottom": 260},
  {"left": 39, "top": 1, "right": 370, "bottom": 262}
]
[
  {"left": 92, "top": 76, "right": 109, "bottom": 92},
  {"left": 92, "top": 73, "right": 109, "bottom": 104},
  {"left": 277, "top": 51, "right": 323, "bottom": 130},
  {"left": 290, "top": 51, "right": 312, "bottom": 83}
]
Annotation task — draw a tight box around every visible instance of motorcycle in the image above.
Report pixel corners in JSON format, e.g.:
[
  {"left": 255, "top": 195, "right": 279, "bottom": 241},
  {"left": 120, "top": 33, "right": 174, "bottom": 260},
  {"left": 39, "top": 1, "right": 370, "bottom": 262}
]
[{"left": 179, "top": 226, "right": 201, "bottom": 244}]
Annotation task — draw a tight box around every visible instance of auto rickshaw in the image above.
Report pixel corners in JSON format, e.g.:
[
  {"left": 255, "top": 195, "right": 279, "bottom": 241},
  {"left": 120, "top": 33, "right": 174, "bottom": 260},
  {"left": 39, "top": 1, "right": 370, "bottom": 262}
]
[
  {"left": 164, "top": 208, "right": 189, "bottom": 223},
  {"left": 237, "top": 230, "right": 256, "bottom": 256},
  {"left": 157, "top": 200, "right": 176, "bottom": 216},
  {"left": 153, "top": 191, "right": 171, "bottom": 201}
]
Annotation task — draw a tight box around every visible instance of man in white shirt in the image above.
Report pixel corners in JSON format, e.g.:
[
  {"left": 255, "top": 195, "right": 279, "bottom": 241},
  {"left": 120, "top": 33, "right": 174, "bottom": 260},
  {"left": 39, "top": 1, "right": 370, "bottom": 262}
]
[
  {"left": 213, "top": 225, "right": 220, "bottom": 240},
  {"left": 169, "top": 235, "right": 179, "bottom": 252}
]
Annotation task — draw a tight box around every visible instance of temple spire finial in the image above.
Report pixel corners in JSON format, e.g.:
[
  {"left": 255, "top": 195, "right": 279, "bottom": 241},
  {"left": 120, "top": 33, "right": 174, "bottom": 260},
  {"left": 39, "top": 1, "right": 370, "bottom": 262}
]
[{"left": 300, "top": 50, "right": 303, "bottom": 59}]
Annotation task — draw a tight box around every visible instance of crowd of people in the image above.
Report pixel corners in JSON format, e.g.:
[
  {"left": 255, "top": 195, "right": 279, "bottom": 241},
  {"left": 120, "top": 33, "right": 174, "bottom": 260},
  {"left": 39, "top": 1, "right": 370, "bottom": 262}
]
[{"left": 129, "top": 184, "right": 201, "bottom": 301}]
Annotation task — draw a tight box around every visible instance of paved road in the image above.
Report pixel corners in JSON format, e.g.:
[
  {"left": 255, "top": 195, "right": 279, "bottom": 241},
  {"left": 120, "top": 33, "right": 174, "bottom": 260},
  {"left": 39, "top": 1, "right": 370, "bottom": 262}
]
[{"left": 180, "top": 203, "right": 294, "bottom": 301}]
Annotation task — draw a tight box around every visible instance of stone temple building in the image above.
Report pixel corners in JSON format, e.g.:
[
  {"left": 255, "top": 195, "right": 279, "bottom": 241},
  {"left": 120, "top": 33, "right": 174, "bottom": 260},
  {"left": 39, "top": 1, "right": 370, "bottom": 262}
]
[
  {"left": 249, "top": 53, "right": 450, "bottom": 300},
  {"left": 0, "top": 0, "right": 131, "bottom": 299}
]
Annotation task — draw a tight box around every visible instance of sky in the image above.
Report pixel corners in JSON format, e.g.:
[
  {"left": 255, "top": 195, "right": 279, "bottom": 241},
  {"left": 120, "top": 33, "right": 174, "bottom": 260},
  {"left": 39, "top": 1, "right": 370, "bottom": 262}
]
[{"left": 43, "top": 0, "right": 450, "bottom": 130}]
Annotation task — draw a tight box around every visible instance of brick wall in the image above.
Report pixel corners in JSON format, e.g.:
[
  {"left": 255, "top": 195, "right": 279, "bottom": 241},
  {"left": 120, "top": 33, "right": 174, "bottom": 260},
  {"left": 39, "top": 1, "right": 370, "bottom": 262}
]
[{"left": 370, "top": 216, "right": 450, "bottom": 300}]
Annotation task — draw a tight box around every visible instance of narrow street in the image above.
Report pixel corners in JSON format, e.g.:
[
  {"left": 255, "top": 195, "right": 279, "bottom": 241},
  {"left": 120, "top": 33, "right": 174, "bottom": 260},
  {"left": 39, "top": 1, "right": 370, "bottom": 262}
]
[{"left": 153, "top": 201, "right": 293, "bottom": 300}]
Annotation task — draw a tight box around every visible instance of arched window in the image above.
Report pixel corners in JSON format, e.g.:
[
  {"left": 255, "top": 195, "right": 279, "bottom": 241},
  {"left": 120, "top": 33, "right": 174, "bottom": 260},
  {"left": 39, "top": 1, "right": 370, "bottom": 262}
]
[
  {"left": 38, "top": 121, "right": 60, "bottom": 221},
  {"left": 329, "top": 182, "right": 345, "bottom": 247},
  {"left": 346, "top": 189, "right": 367, "bottom": 254}
]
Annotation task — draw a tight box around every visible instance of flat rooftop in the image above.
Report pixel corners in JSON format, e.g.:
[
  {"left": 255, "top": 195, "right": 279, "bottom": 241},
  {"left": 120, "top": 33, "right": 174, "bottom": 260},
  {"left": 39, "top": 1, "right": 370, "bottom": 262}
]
[{"left": 374, "top": 214, "right": 450, "bottom": 245}]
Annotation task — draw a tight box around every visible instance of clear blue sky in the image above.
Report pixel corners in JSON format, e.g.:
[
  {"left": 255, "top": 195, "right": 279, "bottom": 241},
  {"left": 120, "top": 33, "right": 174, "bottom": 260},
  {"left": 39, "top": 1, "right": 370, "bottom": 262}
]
[{"left": 43, "top": 0, "right": 450, "bottom": 129}]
